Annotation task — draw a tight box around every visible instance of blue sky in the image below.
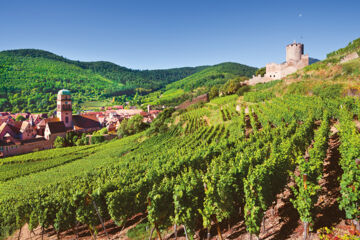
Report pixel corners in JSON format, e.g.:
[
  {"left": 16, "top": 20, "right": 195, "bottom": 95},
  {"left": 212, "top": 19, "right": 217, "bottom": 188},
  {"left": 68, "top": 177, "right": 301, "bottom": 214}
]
[{"left": 0, "top": 0, "right": 359, "bottom": 69}]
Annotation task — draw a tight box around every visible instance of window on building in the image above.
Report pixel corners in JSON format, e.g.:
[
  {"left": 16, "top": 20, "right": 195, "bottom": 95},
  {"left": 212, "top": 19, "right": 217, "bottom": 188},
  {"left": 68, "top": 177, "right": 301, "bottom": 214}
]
[{"left": 65, "top": 117, "right": 69, "bottom": 123}]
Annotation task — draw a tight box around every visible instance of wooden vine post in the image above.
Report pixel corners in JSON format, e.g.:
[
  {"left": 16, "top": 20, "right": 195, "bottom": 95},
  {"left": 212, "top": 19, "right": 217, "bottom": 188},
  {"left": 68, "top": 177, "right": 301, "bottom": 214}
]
[
  {"left": 87, "top": 192, "right": 109, "bottom": 240},
  {"left": 303, "top": 172, "right": 309, "bottom": 240},
  {"left": 213, "top": 217, "right": 224, "bottom": 240},
  {"left": 303, "top": 173, "right": 307, "bottom": 190},
  {"left": 173, "top": 224, "right": 177, "bottom": 239}
]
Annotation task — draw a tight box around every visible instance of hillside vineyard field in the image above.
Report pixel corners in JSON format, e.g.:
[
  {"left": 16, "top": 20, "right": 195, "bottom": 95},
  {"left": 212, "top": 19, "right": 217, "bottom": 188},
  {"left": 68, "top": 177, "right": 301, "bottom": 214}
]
[
  {"left": 1, "top": 38, "right": 360, "bottom": 240},
  {"left": 1, "top": 94, "right": 360, "bottom": 239}
]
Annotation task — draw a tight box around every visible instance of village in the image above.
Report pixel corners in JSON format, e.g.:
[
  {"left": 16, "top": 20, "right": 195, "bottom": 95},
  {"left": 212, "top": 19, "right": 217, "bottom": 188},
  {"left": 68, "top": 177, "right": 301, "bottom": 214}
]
[{"left": 0, "top": 89, "right": 161, "bottom": 157}]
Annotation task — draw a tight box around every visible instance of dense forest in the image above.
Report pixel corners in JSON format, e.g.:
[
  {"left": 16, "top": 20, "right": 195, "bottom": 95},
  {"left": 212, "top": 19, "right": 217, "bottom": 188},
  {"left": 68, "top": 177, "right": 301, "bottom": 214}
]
[{"left": 0, "top": 49, "right": 209, "bottom": 113}]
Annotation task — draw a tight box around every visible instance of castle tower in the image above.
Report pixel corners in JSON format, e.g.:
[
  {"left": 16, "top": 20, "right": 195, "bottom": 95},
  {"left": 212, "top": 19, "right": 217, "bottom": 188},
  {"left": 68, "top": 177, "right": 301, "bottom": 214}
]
[
  {"left": 286, "top": 41, "right": 304, "bottom": 63},
  {"left": 57, "top": 89, "right": 73, "bottom": 128}
]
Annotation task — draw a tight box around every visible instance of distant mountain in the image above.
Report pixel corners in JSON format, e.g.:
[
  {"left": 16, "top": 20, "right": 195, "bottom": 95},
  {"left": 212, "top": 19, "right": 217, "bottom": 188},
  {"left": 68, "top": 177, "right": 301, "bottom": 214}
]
[
  {"left": 0, "top": 49, "right": 208, "bottom": 112},
  {"left": 309, "top": 57, "right": 320, "bottom": 65}
]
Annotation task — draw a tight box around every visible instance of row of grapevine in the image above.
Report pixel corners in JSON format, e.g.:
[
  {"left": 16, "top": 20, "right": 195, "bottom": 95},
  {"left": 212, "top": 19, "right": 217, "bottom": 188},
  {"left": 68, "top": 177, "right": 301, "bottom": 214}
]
[
  {"left": 243, "top": 115, "right": 315, "bottom": 238},
  {"left": 291, "top": 112, "right": 330, "bottom": 238},
  {"left": 184, "top": 116, "right": 208, "bottom": 134},
  {"left": 338, "top": 108, "right": 360, "bottom": 231}
]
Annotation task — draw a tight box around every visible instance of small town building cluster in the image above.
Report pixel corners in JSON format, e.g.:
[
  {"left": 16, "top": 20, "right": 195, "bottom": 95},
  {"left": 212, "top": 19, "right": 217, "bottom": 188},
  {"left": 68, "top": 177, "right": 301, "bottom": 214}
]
[{"left": 0, "top": 89, "right": 161, "bottom": 157}]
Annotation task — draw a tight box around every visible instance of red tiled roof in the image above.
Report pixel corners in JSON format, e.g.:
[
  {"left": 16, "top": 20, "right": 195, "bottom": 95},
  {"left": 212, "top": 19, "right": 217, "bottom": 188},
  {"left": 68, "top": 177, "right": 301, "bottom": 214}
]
[
  {"left": 73, "top": 115, "right": 100, "bottom": 130},
  {"left": 37, "top": 117, "right": 60, "bottom": 128},
  {"left": 46, "top": 121, "right": 66, "bottom": 134}
]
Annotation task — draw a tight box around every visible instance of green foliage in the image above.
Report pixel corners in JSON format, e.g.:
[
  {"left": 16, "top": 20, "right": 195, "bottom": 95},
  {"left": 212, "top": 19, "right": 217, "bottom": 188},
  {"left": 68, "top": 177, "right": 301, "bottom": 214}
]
[
  {"left": 243, "top": 90, "right": 274, "bottom": 102},
  {"left": 313, "top": 84, "right": 343, "bottom": 99},
  {"left": 291, "top": 112, "right": 330, "bottom": 224},
  {"left": 147, "top": 177, "right": 175, "bottom": 228},
  {"left": 15, "top": 115, "right": 25, "bottom": 121},
  {"left": 338, "top": 108, "right": 360, "bottom": 220},
  {"left": 174, "top": 168, "right": 204, "bottom": 235},
  {"left": 286, "top": 81, "right": 307, "bottom": 95},
  {"left": 255, "top": 67, "right": 266, "bottom": 77},
  {"left": 209, "top": 86, "right": 219, "bottom": 100},
  {"left": 53, "top": 136, "right": 66, "bottom": 148},
  {"left": 236, "top": 85, "right": 251, "bottom": 96},
  {"left": 127, "top": 222, "right": 153, "bottom": 240},
  {"left": 220, "top": 77, "right": 248, "bottom": 96},
  {"left": 118, "top": 115, "right": 149, "bottom": 137},
  {"left": 253, "top": 80, "right": 281, "bottom": 91},
  {"left": 209, "top": 94, "right": 238, "bottom": 106},
  {"left": 90, "top": 135, "right": 105, "bottom": 144},
  {"left": 93, "top": 128, "right": 108, "bottom": 136},
  {"left": 147, "top": 108, "right": 175, "bottom": 135}
]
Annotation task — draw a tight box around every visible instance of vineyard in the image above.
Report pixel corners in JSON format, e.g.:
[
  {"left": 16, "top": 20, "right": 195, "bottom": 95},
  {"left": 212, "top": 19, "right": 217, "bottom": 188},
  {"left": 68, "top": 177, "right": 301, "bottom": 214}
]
[{"left": 1, "top": 93, "right": 360, "bottom": 240}]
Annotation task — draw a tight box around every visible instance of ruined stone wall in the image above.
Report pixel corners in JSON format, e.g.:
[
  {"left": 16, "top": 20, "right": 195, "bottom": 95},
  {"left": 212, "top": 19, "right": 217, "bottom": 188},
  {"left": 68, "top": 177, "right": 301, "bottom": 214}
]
[{"left": 340, "top": 52, "right": 359, "bottom": 63}]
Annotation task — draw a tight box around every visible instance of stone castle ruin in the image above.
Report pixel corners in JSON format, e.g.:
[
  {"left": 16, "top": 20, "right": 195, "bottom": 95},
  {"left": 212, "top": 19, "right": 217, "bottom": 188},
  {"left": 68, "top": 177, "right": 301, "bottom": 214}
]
[{"left": 246, "top": 42, "right": 309, "bottom": 85}]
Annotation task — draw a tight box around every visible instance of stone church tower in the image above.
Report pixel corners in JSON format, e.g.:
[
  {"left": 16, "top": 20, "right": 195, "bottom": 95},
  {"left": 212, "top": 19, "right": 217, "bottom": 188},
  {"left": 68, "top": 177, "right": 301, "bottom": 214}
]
[{"left": 57, "top": 89, "right": 73, "bottom": 128}]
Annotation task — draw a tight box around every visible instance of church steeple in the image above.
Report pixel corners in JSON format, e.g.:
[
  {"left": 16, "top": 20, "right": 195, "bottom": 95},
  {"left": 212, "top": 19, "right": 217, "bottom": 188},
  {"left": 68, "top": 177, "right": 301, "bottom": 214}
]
[{"left": 56, "top": 89, "right": 73, "bottom": 128}]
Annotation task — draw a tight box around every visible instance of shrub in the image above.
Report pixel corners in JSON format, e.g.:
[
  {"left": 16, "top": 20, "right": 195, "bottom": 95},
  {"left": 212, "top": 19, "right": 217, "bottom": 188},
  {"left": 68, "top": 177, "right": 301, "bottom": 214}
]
[
  {"left": 146, "top": 108, "right": 175, "bottom": 136},
  {"left": 255, "top": 67, "right": 266, "bottom": 77},
  {"left": 90, "top": 135, "right": 105, "bottom": 144},
  {"left": 53, "top": 136, "right": 66, "bottom": 148},
  {"left": 118, "top": 115, "right": 149, "bottom": 137},
  {"left": 236, "top": 85, "right": 251, "bottom": 96}
]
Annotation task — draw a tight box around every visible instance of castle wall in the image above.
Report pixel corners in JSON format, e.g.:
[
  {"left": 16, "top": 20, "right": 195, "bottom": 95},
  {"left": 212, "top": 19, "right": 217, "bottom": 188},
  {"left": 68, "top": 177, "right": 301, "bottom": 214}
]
[{"left": 247, "top": 42, "right": 309, "bottom": 86}]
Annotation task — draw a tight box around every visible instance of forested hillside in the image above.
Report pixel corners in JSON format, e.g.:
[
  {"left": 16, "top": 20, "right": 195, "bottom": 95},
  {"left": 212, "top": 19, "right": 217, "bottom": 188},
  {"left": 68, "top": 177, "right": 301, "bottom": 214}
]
[
  {"left": 0, "top": 49, "right": 207, "bottom": 113},
  {"left": 140, "top": 62, "right": 257, "bottom": 106},
  {"left": 1, "top": 38, "right": 360, "bottom": 239}
]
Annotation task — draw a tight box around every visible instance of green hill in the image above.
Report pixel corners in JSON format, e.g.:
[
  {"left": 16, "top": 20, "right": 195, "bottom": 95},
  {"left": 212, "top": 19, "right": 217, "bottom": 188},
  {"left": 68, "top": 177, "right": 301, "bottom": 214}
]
[
  {"left": 140, "top": 62, "right": 257, "bottom": 106},
  {"left": 0, "top": 49, "right": 207, "bottom": 113}
]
